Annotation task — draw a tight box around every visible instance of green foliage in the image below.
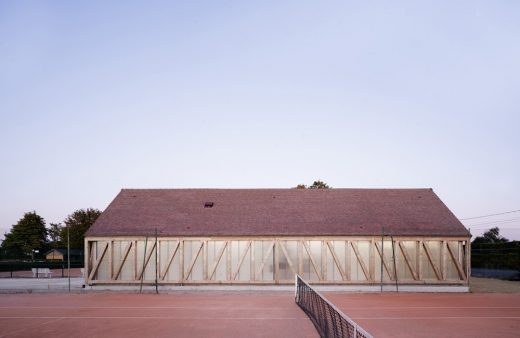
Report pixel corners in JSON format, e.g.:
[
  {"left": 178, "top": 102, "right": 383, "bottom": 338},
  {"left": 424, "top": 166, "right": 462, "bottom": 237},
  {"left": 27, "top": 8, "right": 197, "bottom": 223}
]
[
  {"left": 1, "top": 211, "right": 48, "bottom": 257},
  {"left": 61, "top": 208, "right": 101, "bottom": 249},
  {"left": 471, "top": 241, "right": 520, "bottom": 271},
  {"left": 472, "top": 227, "right": 509, "bottom": 244},
  {"left": 471, "top": 227, "right": 519, "bottom": 272},
  {"left": 294, "top": 180, "right": 332, "bottom": 189},
  {"left": 48, "top": 223, "right": 63, "bottom": 248}
]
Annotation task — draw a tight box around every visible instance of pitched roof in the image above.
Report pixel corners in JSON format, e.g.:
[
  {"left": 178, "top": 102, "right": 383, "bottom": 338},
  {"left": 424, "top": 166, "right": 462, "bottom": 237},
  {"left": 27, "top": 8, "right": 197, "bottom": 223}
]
[{"left": 86, "top": 189, "right": 469, "bottom": 237}]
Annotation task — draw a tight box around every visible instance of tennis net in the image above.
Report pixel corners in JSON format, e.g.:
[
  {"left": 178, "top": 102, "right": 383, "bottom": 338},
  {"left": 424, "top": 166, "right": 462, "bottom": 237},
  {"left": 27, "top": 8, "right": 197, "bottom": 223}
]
[{"left": 295, "top": 275, "right": 373, "bottom": 338}]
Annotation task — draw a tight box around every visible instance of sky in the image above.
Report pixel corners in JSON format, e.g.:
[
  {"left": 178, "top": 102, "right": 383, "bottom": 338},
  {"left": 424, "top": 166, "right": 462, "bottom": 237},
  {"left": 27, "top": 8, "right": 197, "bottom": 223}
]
[{"left": 1, "top": 0, "right": 519, "bottom": 240}]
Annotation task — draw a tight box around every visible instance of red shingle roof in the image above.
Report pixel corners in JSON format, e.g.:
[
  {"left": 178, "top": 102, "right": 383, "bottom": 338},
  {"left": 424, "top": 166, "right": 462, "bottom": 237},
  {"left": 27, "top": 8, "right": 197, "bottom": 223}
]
[{"left": 86, "top": 189, "right": 469, "bottom": 237}]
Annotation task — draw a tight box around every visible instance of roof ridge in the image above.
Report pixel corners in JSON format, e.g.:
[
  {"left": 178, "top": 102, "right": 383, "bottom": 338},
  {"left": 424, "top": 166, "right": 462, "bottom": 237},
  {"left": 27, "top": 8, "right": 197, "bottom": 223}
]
[{"left": 120, "top": 188, "right": 434, "bottom": 191}]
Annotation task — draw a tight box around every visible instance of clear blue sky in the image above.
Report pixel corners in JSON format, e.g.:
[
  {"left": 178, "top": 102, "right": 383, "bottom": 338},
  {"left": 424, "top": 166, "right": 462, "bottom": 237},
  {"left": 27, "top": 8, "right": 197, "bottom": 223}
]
[{"left": 1, "top": 0, "right": 519, "bottom": 240}]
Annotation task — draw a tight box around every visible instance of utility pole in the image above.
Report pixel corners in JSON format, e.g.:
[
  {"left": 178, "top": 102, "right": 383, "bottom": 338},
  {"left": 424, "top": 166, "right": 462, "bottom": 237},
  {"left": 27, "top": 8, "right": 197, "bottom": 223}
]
[
  {"left": 380, "top": 226, "right": 384, "bottom": 293},
  {"left": 68, "top": 224, "right": 70, "bottom": 293}
]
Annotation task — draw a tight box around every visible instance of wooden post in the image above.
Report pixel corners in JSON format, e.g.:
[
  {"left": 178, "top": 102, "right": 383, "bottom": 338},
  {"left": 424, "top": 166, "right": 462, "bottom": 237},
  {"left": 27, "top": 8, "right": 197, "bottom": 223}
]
[
  {"left": 180, "top": 240, "right": 184, "bottom": 285},
  {"left": 345, "top": 240, "right": 351, "bottom": 281},
  {"left": 155, "top": 229, "right": 158, "bottom": 294},
  {"left": 203, "top": 240, "right": 208, "bottom": 281},
  {"left": 468, "top": 239, "right": 471, "bottom": 282},
  {"left": 133, "top": 240, "right": 137, "bottom": 281},
  {"left": 108, "top": 241, "right": 113, "bottom": 280},
  {"left": 391, "top": 237, "right": 398, "bottom": 292},
  {"left": 226, "top": 240, "right": 232, "bottom": 281},
  {"left": 417, "top": 240, "right": 423, "bottom": 281},
  {"left": 274, "top": 240, "right": 280, "bottom": 284},
  {"left": 370, "top": 238, "right": 375, "bottom": 282},
  {"left": 321, "top": 240, "right": 327, "bottom": 282},
  {"left": 441, "top": 240, "right": 446, "bottom": 281},
  {"left": 251, "top": 241, "right": 256, "bottom": 281},
  {"left": 84, "top": 238, "right": 89, "bottom": 284},
  {"left": 140, "top": 236, "right": 148, "bottom": 293},
  {"left": 298, "top": 240, "right": 303, "bottom": 277},
  {"left": 380, "top": 228, "right": 384, "bottom": 291}
]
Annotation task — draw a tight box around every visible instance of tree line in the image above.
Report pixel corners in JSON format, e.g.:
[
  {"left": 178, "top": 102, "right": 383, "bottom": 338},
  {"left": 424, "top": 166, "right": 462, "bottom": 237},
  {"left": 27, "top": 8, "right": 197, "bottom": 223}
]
[
  {"left": 471, "top": 227, "right": 520, "bottom": 272},
  {"left": 0, "top": 208, "right": 101, "bottom": 259}
]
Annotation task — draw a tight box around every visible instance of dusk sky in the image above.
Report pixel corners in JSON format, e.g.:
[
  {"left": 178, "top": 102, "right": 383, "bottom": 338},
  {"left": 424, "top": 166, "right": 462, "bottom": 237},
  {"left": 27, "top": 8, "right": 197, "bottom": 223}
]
[{"left": 1, "top": 1, "right": 519, "bottom": 240}]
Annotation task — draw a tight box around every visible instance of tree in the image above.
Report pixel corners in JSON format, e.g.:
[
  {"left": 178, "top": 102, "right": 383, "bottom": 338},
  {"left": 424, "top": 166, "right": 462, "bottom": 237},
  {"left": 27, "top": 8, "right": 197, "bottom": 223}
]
[
  {"left": 48, "top": 223, "right": 63, "bottom": 248},
  {"left": 1, "top": 211, "right": 47, "bottom": 257},
  {"left": 61, "top": 208, "right": 101, "bottom": 249},
  {"left": 309, "top": 180, "right": 331, "bottom": 189},
  {"left": 472, "top": 227, "right": 509, "bottom": 244},
  {"left": 294, "top": 180, "right": 332, "bottom": 189}
]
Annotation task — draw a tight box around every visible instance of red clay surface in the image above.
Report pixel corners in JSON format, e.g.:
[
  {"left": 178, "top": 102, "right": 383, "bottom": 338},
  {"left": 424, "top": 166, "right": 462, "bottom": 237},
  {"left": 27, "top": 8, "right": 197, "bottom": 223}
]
[
  {"left": 0, "top": 293, "right": 317, "bottom": 338},
  {"left": 325, "top": 292, "right": 520, "bottom": 338},
  {"left": 1, "top": 291, "right": 519, "bottom": 338}
]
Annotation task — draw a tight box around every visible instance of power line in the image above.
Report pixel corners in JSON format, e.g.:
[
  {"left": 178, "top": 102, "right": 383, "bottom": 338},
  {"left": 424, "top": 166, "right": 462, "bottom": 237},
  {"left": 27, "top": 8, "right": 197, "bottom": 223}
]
[
  {"left": 460, "top": 209, "right": 520, "bottom": 220},
  {"left": 463, "top": 217, "right": 520, "bottom": 227},
  {"left": 469, "top": 224, "right": 520, "bottom": 229}
]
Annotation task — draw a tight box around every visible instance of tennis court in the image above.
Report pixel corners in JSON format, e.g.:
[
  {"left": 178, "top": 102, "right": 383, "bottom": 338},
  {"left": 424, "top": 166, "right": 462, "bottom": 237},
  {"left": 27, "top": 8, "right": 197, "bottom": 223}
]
[
  {"left": 1, "top": 279, "right": 519, "bottom": 337},
  {"left": 325, "top": 292, "right": 520, "bottom": 338},
  {"left": 0, "top": 293, "right": 317, "bottom": 338}
]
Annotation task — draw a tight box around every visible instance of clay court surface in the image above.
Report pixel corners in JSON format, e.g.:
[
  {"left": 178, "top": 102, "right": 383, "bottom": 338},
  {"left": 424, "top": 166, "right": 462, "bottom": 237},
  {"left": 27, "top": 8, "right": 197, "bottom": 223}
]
[
  {"left": 0, "top": 275, "right": 519, "bottom": 338},
  {"left": 0, "top": 291, "right": 519, "bottom": 338},
  {"left": 326, "top": 292, "right": 520, "bottom": 338},
  {"left": 0, "top": 293, "right": 317, "bottom": 338}
]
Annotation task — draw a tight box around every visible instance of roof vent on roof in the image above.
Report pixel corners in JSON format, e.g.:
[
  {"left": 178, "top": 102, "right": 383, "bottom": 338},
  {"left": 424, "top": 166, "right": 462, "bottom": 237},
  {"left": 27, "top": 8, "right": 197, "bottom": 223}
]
[{"left": 204, "top": 202, "right": 214, "bottom": 208}]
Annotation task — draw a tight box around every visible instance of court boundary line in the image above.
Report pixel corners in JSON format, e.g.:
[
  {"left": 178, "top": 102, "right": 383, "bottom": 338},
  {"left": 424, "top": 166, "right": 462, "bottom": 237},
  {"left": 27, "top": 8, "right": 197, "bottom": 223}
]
[
  {"left": 0, "top": 317, "right": 64, "bottom": 338},
  {"left": 295, "top": 306, "right": 520, "bottom": 309},
  {"left": 0, "top": 316, "right": 307, "bottom": 320},
  {"left": 0, "top": 306, "right": 300, "bottom": 309},
  {"left": 354, "top": 316, "right": 520, "bottom": 320}
]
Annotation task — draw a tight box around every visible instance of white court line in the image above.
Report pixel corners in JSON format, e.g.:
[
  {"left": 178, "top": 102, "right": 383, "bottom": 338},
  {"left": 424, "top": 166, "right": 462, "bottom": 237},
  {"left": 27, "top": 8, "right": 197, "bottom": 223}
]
[
  {"left": 354, "top": 316, "right": 520, "bottom": 320},
  {"left": 0, "top": 306, "right": 296, "bottom": 310},
  {"left": 331, "top": 306, "right": 520, "bottom": 309},
  {"left": 2, "top": 306, "right": 519, "bottom": 310},
  {"left": 0, "top": 316, "right": 305, "bottom": 320},
  {"left": 0, "top": 317, "right": 64, "bottom": 338}
]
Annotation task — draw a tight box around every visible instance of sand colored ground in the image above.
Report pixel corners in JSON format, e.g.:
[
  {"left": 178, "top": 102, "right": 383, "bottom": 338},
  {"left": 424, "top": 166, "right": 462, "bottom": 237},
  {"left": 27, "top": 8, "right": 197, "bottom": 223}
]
[{"left": 470, "top": 277, "right": 520, "bottom": 293}]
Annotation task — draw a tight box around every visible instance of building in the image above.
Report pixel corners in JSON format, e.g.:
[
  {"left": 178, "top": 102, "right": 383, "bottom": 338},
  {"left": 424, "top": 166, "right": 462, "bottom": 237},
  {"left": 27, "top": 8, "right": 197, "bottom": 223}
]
[
  {"left": 45, "top": 248, "right": 84, "bottom": 261},
  {"left": 84, "top": 189, "right": 471, "bottom": 287}
]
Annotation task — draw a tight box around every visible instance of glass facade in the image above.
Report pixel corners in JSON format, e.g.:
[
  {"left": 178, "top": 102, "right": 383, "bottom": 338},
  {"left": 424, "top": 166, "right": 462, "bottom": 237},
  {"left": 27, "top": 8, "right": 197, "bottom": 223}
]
[{"left": 86, "top": 237, "right": 469, "bottom": 285}]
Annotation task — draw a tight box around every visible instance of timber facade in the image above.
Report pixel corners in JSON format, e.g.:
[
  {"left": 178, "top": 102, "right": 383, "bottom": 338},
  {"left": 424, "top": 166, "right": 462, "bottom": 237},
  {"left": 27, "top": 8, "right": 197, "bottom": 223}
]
[{"left": 85, "top": 189, "right": 471, "bottom": 286}]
